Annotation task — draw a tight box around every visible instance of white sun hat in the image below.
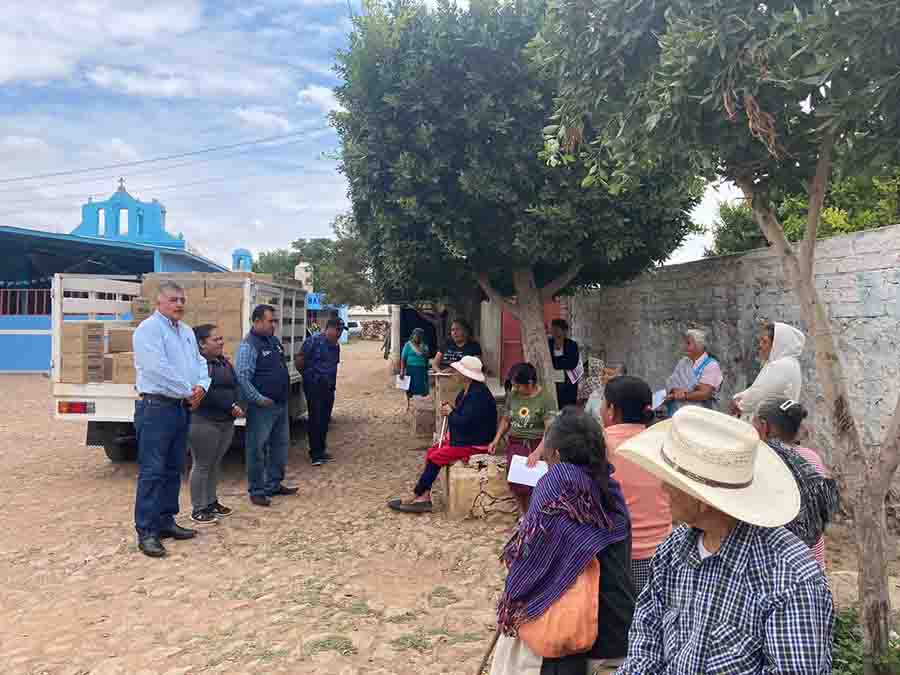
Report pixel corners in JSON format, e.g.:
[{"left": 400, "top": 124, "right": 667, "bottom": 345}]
[
  {"left": 450, "top": 356, "right": 486, "bottom": 383},
  {"left": 617, "top": 406, "right": 799, "bottom": 527}
]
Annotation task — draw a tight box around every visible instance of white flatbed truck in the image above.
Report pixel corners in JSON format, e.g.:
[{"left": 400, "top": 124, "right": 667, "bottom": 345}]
[{"left": 50, "top": 273, "right": 308, "bottom": 461}]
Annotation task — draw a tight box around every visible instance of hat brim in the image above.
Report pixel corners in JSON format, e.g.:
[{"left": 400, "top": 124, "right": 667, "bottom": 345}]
[
  {"left": 616, "top": 420, "right": 800, "bottom": 527},
  {"left": 449, "top": 361, "right": 486, "bottom": 382}
]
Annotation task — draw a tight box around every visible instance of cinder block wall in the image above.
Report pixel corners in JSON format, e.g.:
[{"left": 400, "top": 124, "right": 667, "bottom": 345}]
[{"left": 568, "top": 224, "right": 900, "bottom": 463}]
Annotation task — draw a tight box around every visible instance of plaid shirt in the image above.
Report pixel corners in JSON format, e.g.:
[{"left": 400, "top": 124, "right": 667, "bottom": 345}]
[{"left": 617, "top": 522, "right": 833, "bottom": 675}]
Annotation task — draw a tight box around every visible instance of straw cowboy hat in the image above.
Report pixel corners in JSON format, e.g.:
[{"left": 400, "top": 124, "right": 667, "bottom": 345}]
[
  {"left": 617, "top": 406, "right": 800, "bottom": 527},
  {"left": 450, "top": 356, "right": 486, "bottom": 383}
]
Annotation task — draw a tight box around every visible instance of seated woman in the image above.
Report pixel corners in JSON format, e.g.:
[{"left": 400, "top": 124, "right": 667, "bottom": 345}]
[
  {"left": 433, "top": 318, "right": 482, "bottom": 371},
  {"left": 491, "top": 409, "right": 635, "bottom": 675},
  {"left": 753, "top": 398, "right": 838, "bottom": 569},
  {"left": 602, "top": 376, "right": 671, "bottom": 595},
  {"left": 664, "top": 329, "right": 722, "bottom": 417},
  {"left": 488, "top": 363, "right": 558, "bottom": 515},
  {"left": 388, "top": 356, "right": 497, "bottom": 514}
]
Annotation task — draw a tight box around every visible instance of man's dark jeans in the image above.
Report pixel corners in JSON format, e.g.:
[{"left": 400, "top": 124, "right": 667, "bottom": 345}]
[
  {"left": 134, "top": 398, "right": 190, "bottom": 538},
  {"left": 245, "top": 400, "right": 290, "bottom": 497},
  {"left": 304, "top": 378, "right": 335, "bottom": 460}
]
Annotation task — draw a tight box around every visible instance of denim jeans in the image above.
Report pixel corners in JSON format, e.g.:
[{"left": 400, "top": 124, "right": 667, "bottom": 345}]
[
  {"left": 245, "top": 400, "right": 289, "bottom": 497},
  {"left": 134, "top": 398, "right": 190, "bottom": 538}
]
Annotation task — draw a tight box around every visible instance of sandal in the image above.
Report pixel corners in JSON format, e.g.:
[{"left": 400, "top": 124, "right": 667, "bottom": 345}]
[{"left": 387, "top": 499, "right": 433, "bottom": 513}]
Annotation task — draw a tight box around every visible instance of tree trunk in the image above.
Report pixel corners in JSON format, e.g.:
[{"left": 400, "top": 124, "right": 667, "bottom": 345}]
[
  {"left": 739, "top": 180, "right": 898, "bottom": 673},
  {"left": 512, "top": 269, "right": 559, "bottom": 407}
]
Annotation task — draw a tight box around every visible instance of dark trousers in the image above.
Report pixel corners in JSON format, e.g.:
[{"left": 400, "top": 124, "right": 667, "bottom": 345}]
[
  {"left": 134, "top": 398, "right": 189, "bottom": 538},
  {"left": 304, "top": 378, "right": 335, "bottom": 460},
  {"left": 414, "top": 461, "right": 442, "bottom": 496}
]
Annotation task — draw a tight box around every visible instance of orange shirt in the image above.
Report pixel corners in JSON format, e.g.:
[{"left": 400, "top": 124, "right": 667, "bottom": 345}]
[{"left": 605, "top": 424, "right": 672, "bottom": 561}]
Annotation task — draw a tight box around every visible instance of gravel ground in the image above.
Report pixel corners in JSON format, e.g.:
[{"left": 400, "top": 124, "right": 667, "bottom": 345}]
[{"left": 0, "top": 340, "right": 512, "bottom": 675}]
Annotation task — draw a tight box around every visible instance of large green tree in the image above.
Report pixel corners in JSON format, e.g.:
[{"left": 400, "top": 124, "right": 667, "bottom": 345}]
[
  {"left": 541, "top": 0, "right": 900, "bottom": 667},
  {"left": 333, "top": 0, "right": 701, "bottom": 394},
  {"left": 253, "top": 218, "right": 380, "bottom": 307}
]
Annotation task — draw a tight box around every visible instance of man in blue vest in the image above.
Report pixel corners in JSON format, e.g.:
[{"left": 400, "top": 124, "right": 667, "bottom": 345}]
[
  {"left": 236, "top": 304, "right": 299, "bottom": 506},
  {"left": 297, "top": 317, "right": 342, "bottom": 466}
]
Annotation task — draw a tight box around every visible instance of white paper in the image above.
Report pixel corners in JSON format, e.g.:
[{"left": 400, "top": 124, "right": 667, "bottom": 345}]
[
  {"left": 552, "top": 369, "right": 566, "bottom": 384},
  {"left": 507, "top": 454, "right": 549, "bottom": 487},
  {"left": 652, "top": 389, "right": 667, "bottom": 410},
  {"left": 395, "top": 375, "right": 411, "bottom": 391},
  {"left": 566, "top": 358, "right": 584, "bottom": 385}
]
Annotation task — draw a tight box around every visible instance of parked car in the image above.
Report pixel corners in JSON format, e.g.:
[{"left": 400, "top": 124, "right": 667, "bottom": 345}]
[{"left": 345, "top": 320, "right": 363, "bottom": 338}]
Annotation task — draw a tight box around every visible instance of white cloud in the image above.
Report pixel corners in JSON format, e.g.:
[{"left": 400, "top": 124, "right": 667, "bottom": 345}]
[
  {"left": 0, "top": 135, "right": 51, "bottom": 156},
  {"left": 0, "top": 2, "right": 202, "bottom": 84},
  {"left": 102, "top": 138, "right": 141, "bottom": 163},
  {"left": 87, "top": 65, "right": 292, "bottom": 99},
  {"left": 666, "top": 181, "right": 742, "bottom": 265},
  {"left": 234, "top": 107, "right": 293, "bottom": 133},
  {"left": 298, "top": 85, "right": 344, "bottom": 113}
]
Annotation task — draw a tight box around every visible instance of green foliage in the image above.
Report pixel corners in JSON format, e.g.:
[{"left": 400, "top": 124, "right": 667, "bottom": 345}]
[
  {"left": 253, "top": 216, "right": 380, "bottom": 308},
  {"left": 833, "top": 609, "right": 900, "bottom": 675},
  {"left": 333, "top": 0, "right": 701, "bottom": 304},
  {"left": 708, "top": 167, "right": 900, "bottom": 256}
]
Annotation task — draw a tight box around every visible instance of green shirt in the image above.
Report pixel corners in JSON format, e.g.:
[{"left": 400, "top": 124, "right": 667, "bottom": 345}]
[
  {"left": 401, "top": 341, "right": 430, "bottom": 368},
  {"left": 504, "top": 387, "right": 558, "bottom": 440}
]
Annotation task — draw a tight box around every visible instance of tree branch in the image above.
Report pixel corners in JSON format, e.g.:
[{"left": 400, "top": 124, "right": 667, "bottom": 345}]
[
  {"left": 540, "top": 264, "right": 583, "bottom": 303},
  {"left": 876, "top": 392, "right": 900, "bottom": 497},
  {"left": 801, "top": 131, "right": 836, "bottom": 283},
  {"left": 477, "top": 273, "right": 519, "bottom": 318},
  {"left": 736, "top": 177, "right": 798, "bottom": 267}
]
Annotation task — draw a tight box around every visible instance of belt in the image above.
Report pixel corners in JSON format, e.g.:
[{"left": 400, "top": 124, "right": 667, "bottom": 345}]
[{"left": 140, "top": 393, "right": 188, "bottom": 406}]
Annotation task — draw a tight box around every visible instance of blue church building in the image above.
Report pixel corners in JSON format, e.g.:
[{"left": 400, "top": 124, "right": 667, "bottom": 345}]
[{"left": 0, "top": 180, "right": 235, "bottom": 372}]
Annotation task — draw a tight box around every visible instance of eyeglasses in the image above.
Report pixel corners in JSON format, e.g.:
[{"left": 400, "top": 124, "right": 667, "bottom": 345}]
[{"left": 163, "top": 296, "right": 186, "bottom": 305}]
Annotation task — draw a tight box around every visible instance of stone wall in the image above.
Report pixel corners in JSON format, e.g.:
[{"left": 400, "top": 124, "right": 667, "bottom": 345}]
[{"left": 568, "top": 224, "right": 900, "bottom": 463}]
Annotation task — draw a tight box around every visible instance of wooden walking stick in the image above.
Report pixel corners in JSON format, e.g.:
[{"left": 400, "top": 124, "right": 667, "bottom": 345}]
[{"left": 474, "top": 628, "right": 501, "bottom": 675}]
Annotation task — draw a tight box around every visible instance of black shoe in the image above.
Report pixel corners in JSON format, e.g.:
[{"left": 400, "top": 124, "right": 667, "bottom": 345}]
[
  {"left": 138, "top": 537, "right": 167, "bottom": 558},
  {"left": 321, "top": 453, "right": 334, "bottom": 462},
  {"left": 311, "top": 458, "right": 324, "bottom": 467},
  {"left": 158, "top": 524, "right": 197, "bottom": 540},
  {"left": 191, "top": 508, "right": 218, "bottom": 525},
  {"left": 210, "top": 501, "right": 233, "bottom": 518},
  {"left": 271, "top": 484, "right": 299, "bottom": 496},
  {"left": 250, "top": 495, "right": 272, "bottom": 507}
]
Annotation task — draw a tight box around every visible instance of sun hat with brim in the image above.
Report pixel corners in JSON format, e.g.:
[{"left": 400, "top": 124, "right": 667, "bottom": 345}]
[
  {"left": 450, "top": 356, "right": 486, "bottom": 382},
  {"left": 616, "top": 406, "right": 800, "bottom": 527}
]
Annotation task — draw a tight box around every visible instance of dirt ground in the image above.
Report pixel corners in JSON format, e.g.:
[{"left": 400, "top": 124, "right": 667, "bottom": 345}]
[
  {"left": 0, "top": 341, "right": 512, "bottom": 675},
  {"left": 1, "top": 339, "right": 898, "bottom": 674}
]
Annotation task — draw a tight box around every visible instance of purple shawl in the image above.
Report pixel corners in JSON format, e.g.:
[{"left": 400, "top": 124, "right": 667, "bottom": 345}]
[{"left": 497, "top": 462, "right": 630, "bottom": 635}]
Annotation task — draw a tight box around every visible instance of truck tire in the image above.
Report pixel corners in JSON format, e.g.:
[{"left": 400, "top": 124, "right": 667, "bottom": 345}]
[{"left": 104, "top": 441, "right": 137, "bottom": 463}]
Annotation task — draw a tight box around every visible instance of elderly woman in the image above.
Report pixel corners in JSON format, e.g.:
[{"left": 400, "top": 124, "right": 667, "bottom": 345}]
[
  {"left": 489, "top": 363, "right": 558, "bottom": 515},
  {"left": 549, "top": 319, "right": 580, "bottom": 408},
  {"left": 663, "top": 329, "right": 722, "bottom": 417},
  {"left": 400, "top": 328, "right": 430, "bottom": 409},
  {"left": 731, "top": 321, "right": 805, "bottom": 419},
  {"left": 754, "top": 398, "right": 838, "bottom": 569},
  {"left": 433, "top": 318, "right": 482, "bottom": 371},
  {"left": 491, "top": 409, "right": 634, "bottom": 675},
  {"left": 388, "top": 356, "right": 497, "bottom": 513},
  {"left": 188, "top": 324, "right": 244, "bottom": 524}
]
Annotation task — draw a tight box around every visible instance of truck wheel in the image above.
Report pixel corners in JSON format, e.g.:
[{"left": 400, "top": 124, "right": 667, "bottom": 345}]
[{"left": 104, "top": 441, "right": 137, "bottom": 462}]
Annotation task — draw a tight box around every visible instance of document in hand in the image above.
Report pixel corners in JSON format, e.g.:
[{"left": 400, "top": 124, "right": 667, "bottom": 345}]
[
  {"left": 395, "top": 375, "right": 411, "bottom": 391},
  {"left": 652, "top": 389, "right": 667, "bottom": 410},
  {"left": 507, "top": 454, "right": 549, "bottom": 487}
]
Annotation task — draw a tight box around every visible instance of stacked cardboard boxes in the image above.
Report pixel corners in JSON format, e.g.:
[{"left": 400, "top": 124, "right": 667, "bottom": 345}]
[
  {"left": 108, "top": 327, "right": 136, "bottom": 353},
  {"left": 131, "top": 297, "right": 153, "bottom": 323},
  {"left": 104, "top": 352, "right": 136, "bottom": 384},
  {"left": 61, "top": 323, "right": 104, "bottom": 383}
]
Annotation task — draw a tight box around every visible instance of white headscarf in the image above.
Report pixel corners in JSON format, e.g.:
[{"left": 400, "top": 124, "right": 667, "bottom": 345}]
[{"left": 733, "top": 322, "right": 805, "bottom": 419}]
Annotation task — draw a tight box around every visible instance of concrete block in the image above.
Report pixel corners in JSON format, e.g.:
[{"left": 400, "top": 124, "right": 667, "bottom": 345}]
[
  {"left": 409, "top": 396, "right": 435, "bottom": 438},
  {"left": 445, "top": 454, "right": 516, "bottom": 520}
]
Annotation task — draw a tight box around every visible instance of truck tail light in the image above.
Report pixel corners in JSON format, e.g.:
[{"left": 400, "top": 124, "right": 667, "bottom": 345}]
[{"left": 58, "top": 401, "right": 95, "bottom": 414}]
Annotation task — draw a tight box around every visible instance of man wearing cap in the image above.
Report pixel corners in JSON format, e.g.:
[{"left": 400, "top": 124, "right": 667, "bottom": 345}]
[
  {"left": 615, "top": 406, "right": 834, "bottom": 674},
  {"left": 298, "top": 317, "right": 343, "bottom": 466}
]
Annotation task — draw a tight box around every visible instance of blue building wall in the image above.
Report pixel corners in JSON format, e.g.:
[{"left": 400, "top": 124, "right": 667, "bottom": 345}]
[
  {"left": 0, "top": 316, "right": 51, "bottom": 372},
  {"left": 157, "top": 250, "right": 205, "bottom": 272}
]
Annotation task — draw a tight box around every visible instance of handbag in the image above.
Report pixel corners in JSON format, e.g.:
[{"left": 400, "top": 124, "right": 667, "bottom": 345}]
[{"left": 517, "top": 558, "right": 600, "bottom": 658}]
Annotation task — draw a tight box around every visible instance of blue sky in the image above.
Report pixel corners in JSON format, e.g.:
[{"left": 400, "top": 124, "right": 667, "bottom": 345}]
[{"left": 0, "top": 0, "right": 732, "bottom": 267}]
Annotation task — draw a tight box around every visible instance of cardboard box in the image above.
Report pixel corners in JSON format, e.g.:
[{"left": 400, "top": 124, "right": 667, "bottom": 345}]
[
  {"left": 106, "top": 352, "right": 136, "bottom": 384},
  {"left": 108, "top": 327, "right": 136, "bottom": 353},
  {"left": 131, "top": 297, "right": 153, "bottom": 322},
  {"left": 62, "top": 322, "right": 104, "bottom": 356},
  {"left": 60, "top": 353, "right": 104, "bottom": 383}
]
